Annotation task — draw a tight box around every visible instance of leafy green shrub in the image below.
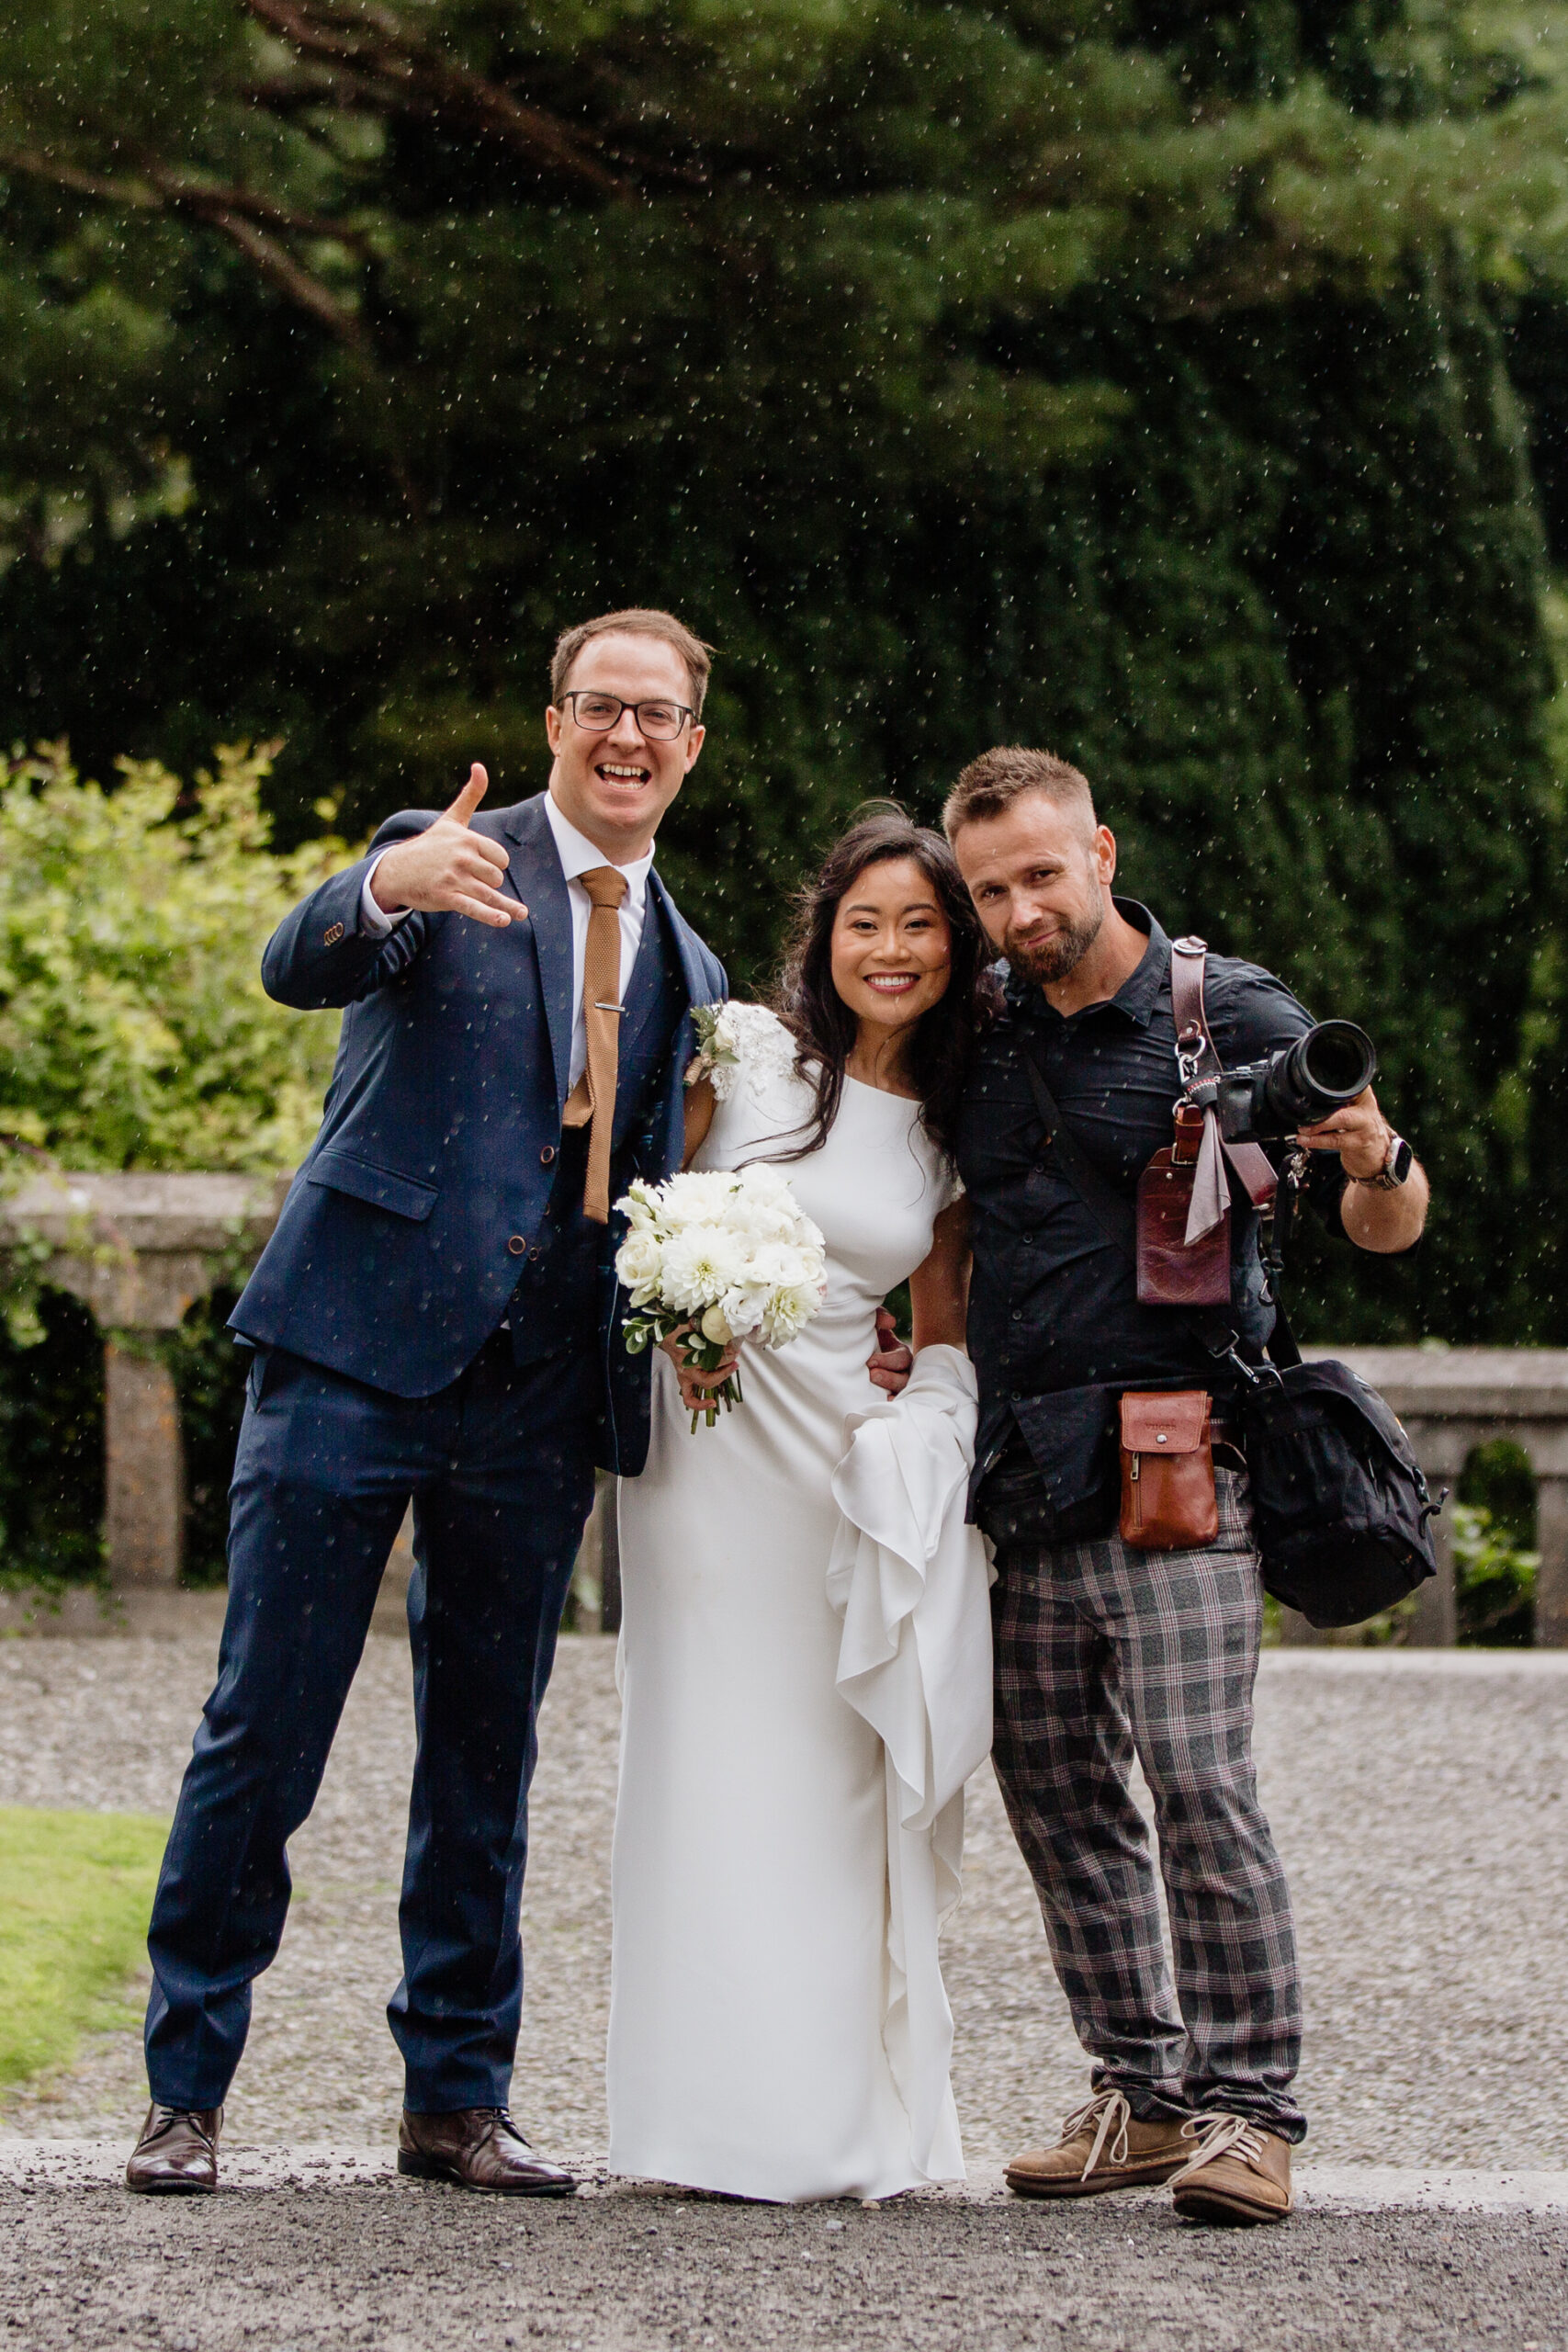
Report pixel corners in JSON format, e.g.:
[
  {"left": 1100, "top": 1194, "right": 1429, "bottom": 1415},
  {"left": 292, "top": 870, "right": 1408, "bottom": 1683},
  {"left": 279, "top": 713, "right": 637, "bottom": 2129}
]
[
  {"left": 0, "top": 740, "right": 353, "bottom": 1187},
  {"left": 0, "top": 1285, "right": 103, "bottom": 1586},
  {"left": 0, "top": 742, "right": 355, "bottom": 1580},
  {"left": 1452, "top": 1505, "right": 1538, "bottom": 1647},
  {"left": 165, "top": 1289, "right": 246, "bottom": 1589},
  {"left": 1454, "top": 1439, "right": 1539, "bottom": 1645}
]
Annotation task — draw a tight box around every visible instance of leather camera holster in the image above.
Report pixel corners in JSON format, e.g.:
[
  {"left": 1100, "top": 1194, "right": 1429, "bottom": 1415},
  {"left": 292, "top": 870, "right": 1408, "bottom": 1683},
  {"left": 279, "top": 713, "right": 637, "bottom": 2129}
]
[
  {"left": 1136, "top": 1101, "right": 1231, "bottom": 1306},
  {"left": 1118, "top": 1389, "right": 1219, "bottom": 1549}
]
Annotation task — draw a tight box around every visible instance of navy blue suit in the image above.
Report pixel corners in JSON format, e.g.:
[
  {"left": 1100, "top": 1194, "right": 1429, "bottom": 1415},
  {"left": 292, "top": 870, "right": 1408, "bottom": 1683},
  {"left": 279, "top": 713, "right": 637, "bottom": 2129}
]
[{"left": 143, "top": 793, "right": 724, "bottom": 2114}]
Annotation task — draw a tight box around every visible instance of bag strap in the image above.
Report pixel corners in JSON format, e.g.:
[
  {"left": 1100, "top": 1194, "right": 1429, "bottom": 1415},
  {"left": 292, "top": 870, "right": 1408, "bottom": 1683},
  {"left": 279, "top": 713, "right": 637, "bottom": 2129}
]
[
  {"left": 1017, "top": 1040, "right": 1136, "bottom": 1257},
  {"left": 1169, "top": 937, "right": 1279, "bottom": 1212},
  {"left": 1018, "top": 1034, "right": 1240, "bottom": 1362}
]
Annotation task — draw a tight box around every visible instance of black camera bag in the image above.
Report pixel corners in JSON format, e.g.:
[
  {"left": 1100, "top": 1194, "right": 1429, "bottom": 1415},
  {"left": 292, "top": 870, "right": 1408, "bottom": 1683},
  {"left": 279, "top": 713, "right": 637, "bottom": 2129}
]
[
  {"left": 1232, "top": 1319, "right": 1439, "bottom": 1627},
  {"left": 1017, "top": 1019, "right": 1439, "bottom": 1628}
]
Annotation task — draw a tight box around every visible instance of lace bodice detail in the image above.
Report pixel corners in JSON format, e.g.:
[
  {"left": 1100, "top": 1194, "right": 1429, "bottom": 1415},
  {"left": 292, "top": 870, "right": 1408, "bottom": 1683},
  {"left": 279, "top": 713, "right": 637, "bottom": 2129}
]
[{"left": 694, "top": 1001, "right": 804, "bottom": 1103}]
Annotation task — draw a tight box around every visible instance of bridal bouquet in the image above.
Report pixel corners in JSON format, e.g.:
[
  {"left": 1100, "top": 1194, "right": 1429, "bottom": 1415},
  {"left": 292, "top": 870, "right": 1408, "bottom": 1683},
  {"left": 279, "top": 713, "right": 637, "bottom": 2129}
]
[{"left": 615, "top": 1165, "right": 827, "bottom": 1430}]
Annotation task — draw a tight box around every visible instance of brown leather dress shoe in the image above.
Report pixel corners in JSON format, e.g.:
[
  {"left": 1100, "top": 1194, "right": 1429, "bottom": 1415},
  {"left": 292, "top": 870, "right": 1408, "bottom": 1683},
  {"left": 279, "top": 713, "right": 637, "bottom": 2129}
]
[
  {"left": 125, "top": 2104, "right": 222, "bottom": 2194},
  {"left": 1005, "top": 2089, "right": 1190, "bottom": 2199},
  {"left": 1169, "top": 2113, "right": 1293, "bottom": 2223},
  {"left": 397, "top": 2109, "right": 576, "bottom": 2196}
]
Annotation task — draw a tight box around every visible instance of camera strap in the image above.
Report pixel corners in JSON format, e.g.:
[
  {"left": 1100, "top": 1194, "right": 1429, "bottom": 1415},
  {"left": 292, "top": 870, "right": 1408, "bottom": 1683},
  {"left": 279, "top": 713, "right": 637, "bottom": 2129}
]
[{"left": 1169, "top": 938, "right": 1279, "bottom": 1212}]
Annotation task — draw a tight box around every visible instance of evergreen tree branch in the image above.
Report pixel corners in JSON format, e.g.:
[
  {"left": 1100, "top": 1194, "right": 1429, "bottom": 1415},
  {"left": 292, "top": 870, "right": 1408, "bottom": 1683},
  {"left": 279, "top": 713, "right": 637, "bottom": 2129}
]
[
  {"left": 242, "top": 0, "right": 626, "bottom": 195},
  {"left": 0, "top": 147, "right": 368, "bottom": 348}
]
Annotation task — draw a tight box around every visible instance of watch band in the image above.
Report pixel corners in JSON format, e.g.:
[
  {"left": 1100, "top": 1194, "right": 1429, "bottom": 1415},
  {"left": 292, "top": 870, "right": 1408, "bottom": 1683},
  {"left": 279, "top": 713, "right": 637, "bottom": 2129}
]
[{"left": 1352, "top": 1132, "right": 1413, "bottom": 1191}]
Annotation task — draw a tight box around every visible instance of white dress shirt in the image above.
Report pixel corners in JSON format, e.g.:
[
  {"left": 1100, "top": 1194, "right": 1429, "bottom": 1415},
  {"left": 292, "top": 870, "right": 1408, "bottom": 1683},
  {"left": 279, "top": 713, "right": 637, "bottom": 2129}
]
[{"left": 359, "top": 792, "right": 653, "bottom": 1091}]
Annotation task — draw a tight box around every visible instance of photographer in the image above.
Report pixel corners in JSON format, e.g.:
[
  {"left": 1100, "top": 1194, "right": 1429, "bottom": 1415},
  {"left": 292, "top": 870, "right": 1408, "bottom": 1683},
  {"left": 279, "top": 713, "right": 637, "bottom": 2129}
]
[{"left": 880, "top": 746, "right": 1425, "bottom": 2226}]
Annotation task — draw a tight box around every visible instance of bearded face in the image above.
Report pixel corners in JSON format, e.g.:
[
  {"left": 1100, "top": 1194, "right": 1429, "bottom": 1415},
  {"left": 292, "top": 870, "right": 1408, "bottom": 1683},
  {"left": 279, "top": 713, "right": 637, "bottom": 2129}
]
[{"left": 1001, "top": 892, "right": 1105, "bottom": 987}]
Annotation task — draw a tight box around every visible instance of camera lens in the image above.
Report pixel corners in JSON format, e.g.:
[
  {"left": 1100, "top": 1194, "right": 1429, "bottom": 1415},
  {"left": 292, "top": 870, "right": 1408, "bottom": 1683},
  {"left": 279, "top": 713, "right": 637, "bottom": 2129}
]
[
  {"left": 1300, "top": 1023, "right": 1376, "bottom": 1102},
  {"left": 1260, "top": 1021, "right": 1377, "bottom": 1131}
]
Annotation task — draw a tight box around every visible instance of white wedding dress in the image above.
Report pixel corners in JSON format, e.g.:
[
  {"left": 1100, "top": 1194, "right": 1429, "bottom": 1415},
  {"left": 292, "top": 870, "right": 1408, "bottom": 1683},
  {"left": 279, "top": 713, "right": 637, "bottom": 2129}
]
[{"left": 609, "top": 1003, "right": 995, "bottom": 2203}]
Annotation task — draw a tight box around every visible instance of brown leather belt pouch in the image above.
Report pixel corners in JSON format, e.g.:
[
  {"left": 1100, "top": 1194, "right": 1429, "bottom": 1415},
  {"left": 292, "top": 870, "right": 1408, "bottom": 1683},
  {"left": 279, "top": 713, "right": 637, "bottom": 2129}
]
[{"left": 1118, "top": 1389, "right": 1219, "bottom": 1549}]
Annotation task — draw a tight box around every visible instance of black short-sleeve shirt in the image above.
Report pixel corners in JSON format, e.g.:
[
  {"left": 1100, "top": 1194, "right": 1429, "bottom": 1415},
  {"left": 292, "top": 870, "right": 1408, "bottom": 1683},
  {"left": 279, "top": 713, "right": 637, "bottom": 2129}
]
[{"left": 953, "top": 902, "right": 1347, "bottom": 1476}]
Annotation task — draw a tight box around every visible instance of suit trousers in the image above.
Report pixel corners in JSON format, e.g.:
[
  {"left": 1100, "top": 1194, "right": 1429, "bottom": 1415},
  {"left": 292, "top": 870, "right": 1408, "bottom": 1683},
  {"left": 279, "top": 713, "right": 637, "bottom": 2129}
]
[
  {"left": 143, "top": 1330, "right": 597, "bottom": 2114},
  {"left": 990, "top": 1466, "right": 1305, "bottom": 2142}
]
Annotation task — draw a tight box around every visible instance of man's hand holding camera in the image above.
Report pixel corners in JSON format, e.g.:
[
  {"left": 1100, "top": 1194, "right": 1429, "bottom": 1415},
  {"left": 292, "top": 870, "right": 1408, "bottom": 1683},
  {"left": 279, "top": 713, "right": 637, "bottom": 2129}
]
[{"left": 1296, "top": 1087, "right": 1428, "bottom": 1254}]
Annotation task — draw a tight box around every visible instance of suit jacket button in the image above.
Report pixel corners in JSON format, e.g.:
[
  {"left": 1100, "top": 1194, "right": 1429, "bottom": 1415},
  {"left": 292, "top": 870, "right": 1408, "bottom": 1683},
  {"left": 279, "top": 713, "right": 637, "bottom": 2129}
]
[
  {"left": 323, "top": 922, "right": 344, "bottom": 944},
  {"left": 540, "top": 1145, "right": 557, "bottom": 1166},
  {"left": 507, "top": 1235, "right": 527, "bottom": 1255}
]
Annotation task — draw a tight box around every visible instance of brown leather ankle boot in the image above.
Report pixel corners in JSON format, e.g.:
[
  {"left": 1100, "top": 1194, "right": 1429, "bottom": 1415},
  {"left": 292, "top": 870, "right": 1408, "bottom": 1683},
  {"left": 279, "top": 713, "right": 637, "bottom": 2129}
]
[
  {"left": 1006, "top": 2089, "right": 1190, "bottom": 2199},
  {"left": 1169, "top": 2113, "right": 1294, "bottom": 2223}
]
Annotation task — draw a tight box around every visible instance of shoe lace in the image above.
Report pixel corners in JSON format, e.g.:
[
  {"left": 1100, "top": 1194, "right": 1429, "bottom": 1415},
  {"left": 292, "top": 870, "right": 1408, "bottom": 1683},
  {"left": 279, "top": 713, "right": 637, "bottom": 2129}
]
[
  {"left": 480, "top": 2109, "right": 532, "bottom": 2149},
  {"left": 1169, "top": 2112, "right": 1269, "bottom": 2186},
  {"left": 148, "top": 2107, "right": 217, "bottom": 2150},
  {"left": 1057, "top": 2089, "right": 1132, "bottom": 2178}
]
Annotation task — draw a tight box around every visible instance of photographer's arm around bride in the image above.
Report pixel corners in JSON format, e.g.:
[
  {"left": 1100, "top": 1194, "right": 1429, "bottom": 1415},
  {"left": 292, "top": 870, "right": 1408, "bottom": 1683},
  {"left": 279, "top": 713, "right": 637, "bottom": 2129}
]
[{"left": 608, "top": 809, "right": 996, "bottom": 2204}]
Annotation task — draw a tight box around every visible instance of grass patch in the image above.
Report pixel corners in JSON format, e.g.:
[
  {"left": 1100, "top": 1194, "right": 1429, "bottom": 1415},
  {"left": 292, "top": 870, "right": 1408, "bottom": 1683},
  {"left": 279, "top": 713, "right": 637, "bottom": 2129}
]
[{"left": 0, "top": 1806, "right": 166, "bottom": 2095}]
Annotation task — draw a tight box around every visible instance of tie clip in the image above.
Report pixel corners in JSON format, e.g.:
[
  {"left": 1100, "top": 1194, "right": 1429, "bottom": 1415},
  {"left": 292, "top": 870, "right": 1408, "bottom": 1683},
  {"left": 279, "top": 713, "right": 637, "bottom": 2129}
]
[{"left": 593, "top": 1001, "right": 626, "bottom": 1014}]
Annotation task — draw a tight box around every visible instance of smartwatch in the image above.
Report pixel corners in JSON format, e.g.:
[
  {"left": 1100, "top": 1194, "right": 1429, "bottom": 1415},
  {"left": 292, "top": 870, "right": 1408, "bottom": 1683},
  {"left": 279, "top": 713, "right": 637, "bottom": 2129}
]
[{"left": 1352, "top": 1132, "right": 1414, "bottom": 1191}]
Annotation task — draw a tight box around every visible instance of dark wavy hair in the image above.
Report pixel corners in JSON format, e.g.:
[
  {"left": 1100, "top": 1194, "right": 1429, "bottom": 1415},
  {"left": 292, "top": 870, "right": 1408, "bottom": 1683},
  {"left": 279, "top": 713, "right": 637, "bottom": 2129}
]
[{"left": 766, "top": 805, "right": 994, "bottom": 1163}]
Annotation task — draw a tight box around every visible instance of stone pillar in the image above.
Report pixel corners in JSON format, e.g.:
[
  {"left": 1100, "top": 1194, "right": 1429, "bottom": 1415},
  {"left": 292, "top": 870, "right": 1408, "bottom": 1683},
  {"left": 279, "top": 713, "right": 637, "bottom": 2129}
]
[
  {"left": 1408, "top": 1480, "right": 1457, "bottom": 1648},
  {"left": 104, "top": 1339, "right": 185, "bottom": 1588},
  {"left": 1534, "top": 1475, "right": 1568, "bottom": 1648}
]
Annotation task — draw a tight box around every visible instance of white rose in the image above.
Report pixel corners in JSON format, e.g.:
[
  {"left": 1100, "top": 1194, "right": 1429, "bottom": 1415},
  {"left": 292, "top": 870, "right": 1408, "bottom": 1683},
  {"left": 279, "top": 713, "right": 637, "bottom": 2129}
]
[
  {"left": 699, "top": 1304, "right": 734, "bottom": 1345},
  {"left": 660, "top": 1223, "right": 749, "bottom": 1313},
  {"left": 718, "top": 1282, "right": 769, "bottom": 1341},
  {"left": 721, "top": 1193, "right": 795, "bottom": 1245},
  {"left": 615, "top": 1227, "right": 664, "bottom": 1304},
  {"left": 744, "top": 1240, "right": 812, "bottom": 1291},
  {"left": 733, "top": 1162, "right": 793, "bottom": 1207},
  {"left": 616, "top": 1180, "right": 660, "bottom": 1231},
  {"left": 707, "top": 1009, "right": 741, "bottom": 1060}
]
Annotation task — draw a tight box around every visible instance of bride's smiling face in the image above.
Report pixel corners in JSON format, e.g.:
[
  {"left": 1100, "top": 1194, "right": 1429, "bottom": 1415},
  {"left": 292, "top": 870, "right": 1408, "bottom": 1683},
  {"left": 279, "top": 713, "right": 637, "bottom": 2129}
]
[{"left": 829, "top": 856, "right": 953, "bottom": 1039}]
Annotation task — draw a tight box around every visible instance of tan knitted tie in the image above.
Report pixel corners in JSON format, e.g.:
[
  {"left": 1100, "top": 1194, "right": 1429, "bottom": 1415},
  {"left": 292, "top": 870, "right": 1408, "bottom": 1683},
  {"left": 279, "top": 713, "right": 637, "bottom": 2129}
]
[{"left": 560, "top": 865, "right": 628, "bottom": 1224}]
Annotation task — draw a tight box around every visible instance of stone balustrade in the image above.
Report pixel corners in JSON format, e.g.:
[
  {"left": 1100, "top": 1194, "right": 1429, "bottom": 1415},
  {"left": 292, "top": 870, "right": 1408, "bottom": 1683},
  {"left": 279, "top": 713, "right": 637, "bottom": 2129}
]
[
  {"left": 2, "top": 1171, "right": 284, "bottom": 1587},
  {"left": 2, "top": 1175, "right": 1562, "bottom": 1645}
]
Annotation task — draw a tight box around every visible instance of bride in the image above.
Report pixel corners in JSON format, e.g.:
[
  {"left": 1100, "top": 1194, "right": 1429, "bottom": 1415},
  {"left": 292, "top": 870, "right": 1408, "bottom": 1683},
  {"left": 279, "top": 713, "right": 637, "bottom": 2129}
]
[{"left": 609, "top": 808, "right": 997, "bottom": 2203}]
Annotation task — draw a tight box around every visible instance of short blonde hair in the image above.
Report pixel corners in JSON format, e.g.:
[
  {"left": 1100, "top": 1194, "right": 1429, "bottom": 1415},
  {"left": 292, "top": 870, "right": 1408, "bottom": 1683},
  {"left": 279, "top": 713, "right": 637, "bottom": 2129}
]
[
  {"left": 550, "top": 608, "right": 714, "bottom": 718},
  {"left": 942, "top": 746, "right": 1097, "bottom": 842}
]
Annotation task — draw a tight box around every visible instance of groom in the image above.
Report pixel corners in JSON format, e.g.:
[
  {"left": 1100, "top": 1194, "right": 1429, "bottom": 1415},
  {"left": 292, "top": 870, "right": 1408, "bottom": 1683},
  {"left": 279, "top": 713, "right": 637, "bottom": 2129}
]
[{"left": 127, "top": 608, "right": 725, "bottom": 2196}]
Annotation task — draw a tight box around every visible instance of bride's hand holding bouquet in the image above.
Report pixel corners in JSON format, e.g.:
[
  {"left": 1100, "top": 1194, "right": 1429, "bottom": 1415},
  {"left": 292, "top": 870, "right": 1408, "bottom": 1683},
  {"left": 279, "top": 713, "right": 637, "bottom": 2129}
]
[{"left": 615, "top": 1165, "right": 828, "bottom": 1430}]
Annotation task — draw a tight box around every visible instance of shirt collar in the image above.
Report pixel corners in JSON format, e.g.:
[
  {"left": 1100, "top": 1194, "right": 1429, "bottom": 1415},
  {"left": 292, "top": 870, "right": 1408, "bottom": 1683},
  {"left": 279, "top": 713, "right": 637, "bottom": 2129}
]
[
  {"left": 1006, "top": 899, "right": 1171, "bottom": 1028},
  {"left": 544, "top": 790, "right": 654, "bottom": 909}
]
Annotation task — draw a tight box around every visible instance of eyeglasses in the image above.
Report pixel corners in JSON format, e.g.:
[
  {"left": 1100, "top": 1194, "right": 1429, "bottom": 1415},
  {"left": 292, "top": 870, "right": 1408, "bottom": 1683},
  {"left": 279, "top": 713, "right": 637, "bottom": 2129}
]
[{"left": 558, "top": 690, "right": 694, "bottom": 742}]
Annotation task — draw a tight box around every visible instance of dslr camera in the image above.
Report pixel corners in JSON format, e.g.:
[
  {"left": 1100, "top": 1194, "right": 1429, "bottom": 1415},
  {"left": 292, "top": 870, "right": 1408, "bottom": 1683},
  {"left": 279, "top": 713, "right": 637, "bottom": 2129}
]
[{"left": 1190, "top": 1021, "right": 1377, "bottom": 1144}]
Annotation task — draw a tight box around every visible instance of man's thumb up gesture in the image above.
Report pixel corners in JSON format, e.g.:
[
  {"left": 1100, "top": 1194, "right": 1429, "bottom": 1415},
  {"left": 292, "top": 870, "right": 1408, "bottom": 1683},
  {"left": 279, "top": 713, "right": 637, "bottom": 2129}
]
[{"left": 368, "top": 764, "right": 524, "bottom": 929}]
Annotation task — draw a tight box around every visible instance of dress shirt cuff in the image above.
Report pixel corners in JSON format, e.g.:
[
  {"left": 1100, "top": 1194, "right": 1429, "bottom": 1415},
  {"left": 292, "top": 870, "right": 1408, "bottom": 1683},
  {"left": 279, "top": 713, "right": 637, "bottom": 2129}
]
[{"left": 359, "top": 850, "right": 410, "bottom": 937}]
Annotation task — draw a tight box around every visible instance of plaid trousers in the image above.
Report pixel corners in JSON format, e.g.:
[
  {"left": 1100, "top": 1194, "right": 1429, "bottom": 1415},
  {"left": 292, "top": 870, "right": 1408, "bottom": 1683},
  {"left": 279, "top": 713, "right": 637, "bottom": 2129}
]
[{"left": 991, "top": 1466, "right": 1304, "bottom": 2142}]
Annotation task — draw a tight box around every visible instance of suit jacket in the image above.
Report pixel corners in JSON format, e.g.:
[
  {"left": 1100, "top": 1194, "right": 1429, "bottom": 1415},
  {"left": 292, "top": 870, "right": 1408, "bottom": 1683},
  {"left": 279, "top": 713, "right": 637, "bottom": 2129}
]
[{"left": 231, "top": 792, "right": 727, "bottom": 1471}]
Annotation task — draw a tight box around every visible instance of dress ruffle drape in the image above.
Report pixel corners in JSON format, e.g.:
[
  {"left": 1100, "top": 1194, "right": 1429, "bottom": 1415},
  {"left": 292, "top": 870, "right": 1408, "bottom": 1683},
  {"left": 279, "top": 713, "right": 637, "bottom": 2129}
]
[{"left": 828, "top": 1344, "right": 995, "bottom": 2185}]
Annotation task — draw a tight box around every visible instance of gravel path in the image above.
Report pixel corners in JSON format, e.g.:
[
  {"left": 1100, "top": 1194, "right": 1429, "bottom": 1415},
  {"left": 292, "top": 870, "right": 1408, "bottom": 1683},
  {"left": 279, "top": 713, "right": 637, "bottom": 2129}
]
[
  {"left": 1, "top": 1634, "right": 1565, "bottom": 2173},
  {"left": 5, "top": 2175, "right": 1568, "bottom": 2352}
]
